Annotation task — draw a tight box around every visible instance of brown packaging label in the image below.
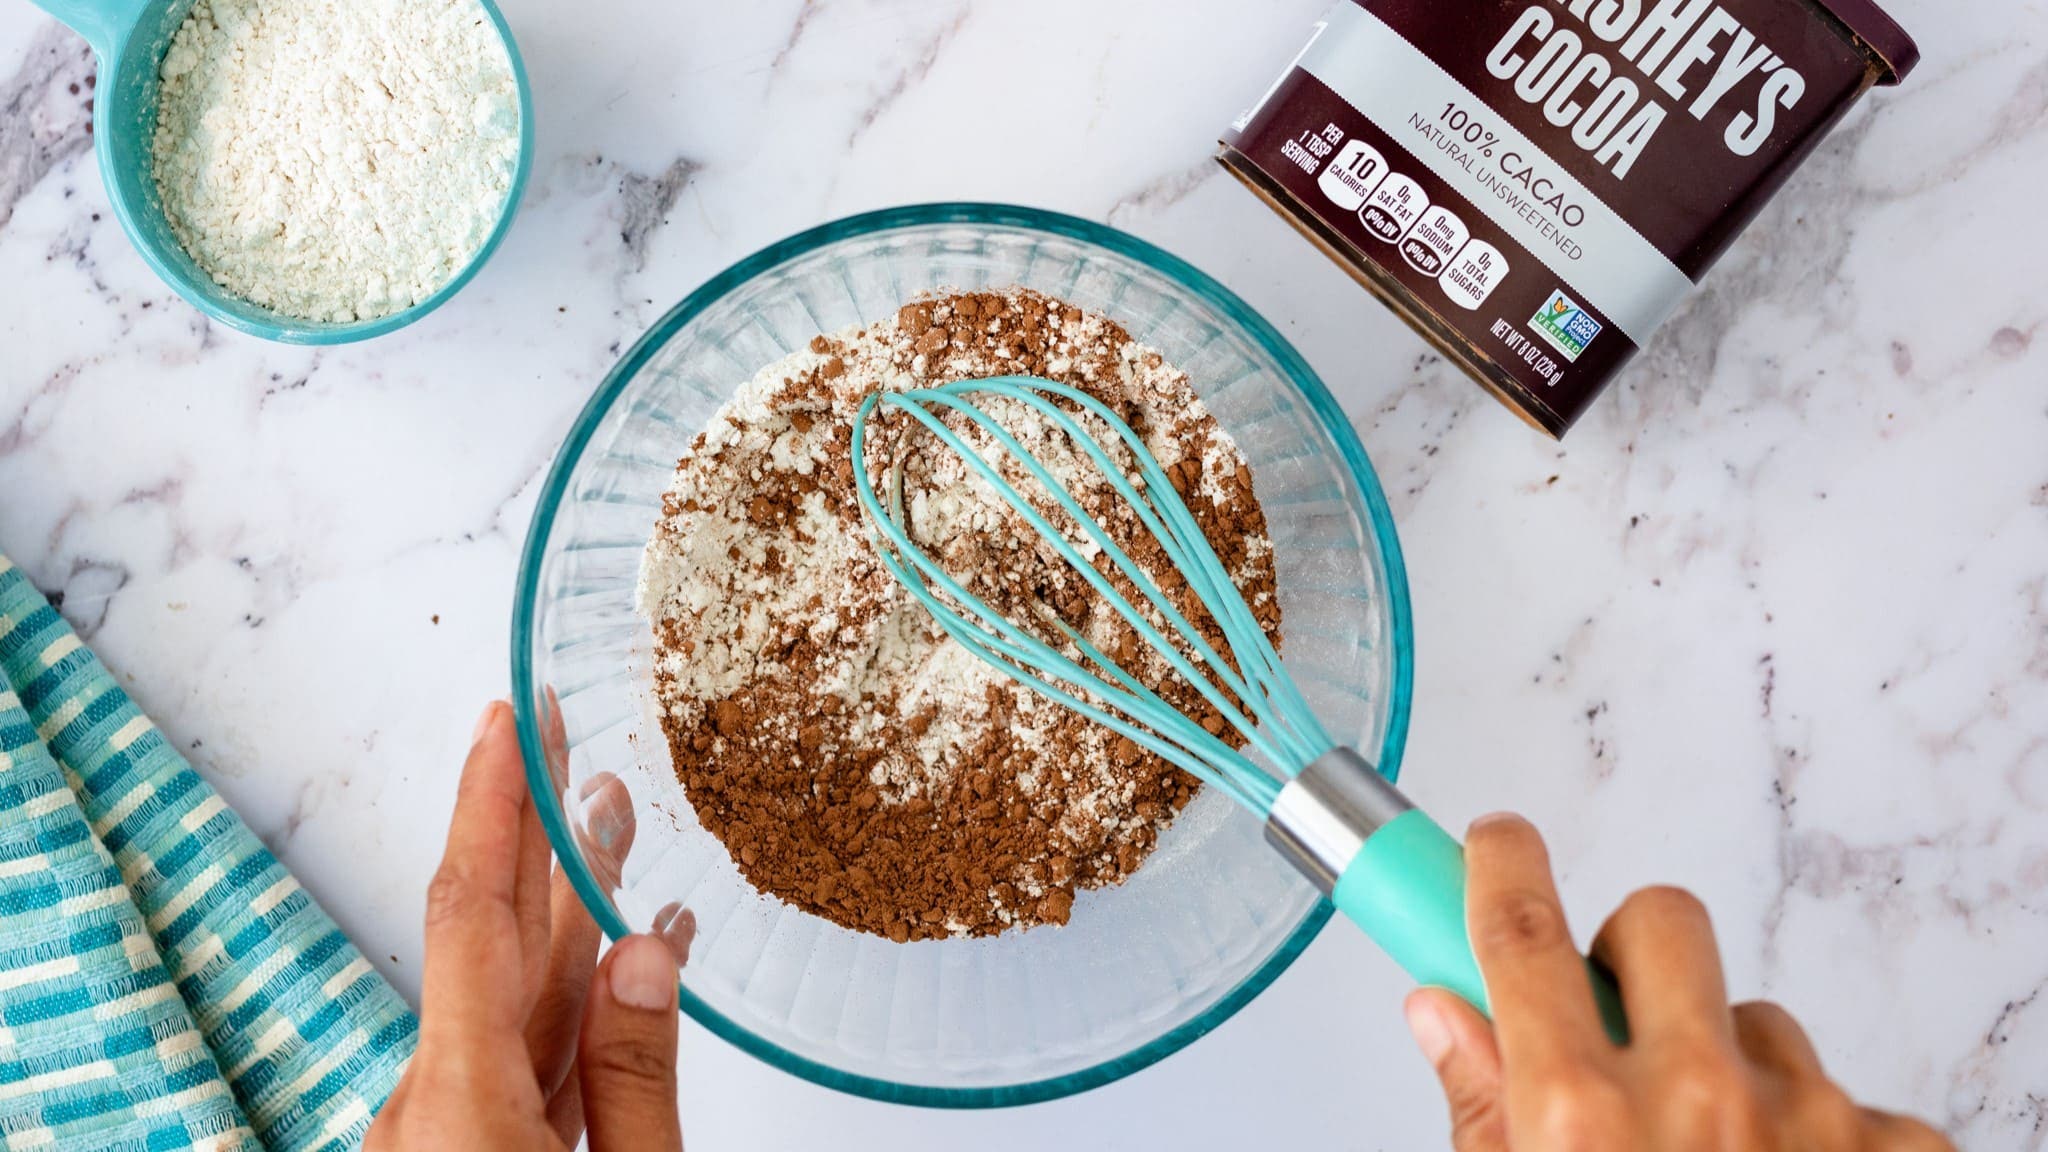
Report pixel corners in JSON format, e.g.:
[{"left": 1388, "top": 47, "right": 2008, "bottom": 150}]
[{"left": 1227, "top": 0, "right": 1877, "bottom": 433}]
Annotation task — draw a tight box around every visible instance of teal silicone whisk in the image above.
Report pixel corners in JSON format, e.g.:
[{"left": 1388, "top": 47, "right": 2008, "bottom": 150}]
[{"left": 851, "top": 373, "right": 1624, "bottom": 1036}]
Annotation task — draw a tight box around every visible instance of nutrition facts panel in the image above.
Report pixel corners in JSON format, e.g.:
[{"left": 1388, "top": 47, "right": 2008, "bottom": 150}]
[
  {"left": 1315, "top": 136, "right": 1505, "bottom": 310},
  {"left": 1438, "top": 241, "right": 1505, "bottom": 310}
]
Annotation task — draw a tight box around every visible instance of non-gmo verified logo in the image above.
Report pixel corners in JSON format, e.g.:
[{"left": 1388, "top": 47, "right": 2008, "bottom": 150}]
[{"left": 1530, "top": 290, "right": 1601, "bottom": 362}]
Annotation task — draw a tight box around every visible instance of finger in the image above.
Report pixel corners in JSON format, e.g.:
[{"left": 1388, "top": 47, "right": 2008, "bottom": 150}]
[
  {"left": 1407, "top": 987, "right": 1508, "bottom": 1152},
  {"left": 526, "top": 866, "right": 604, "bottom": 1095},
  {"left": 573, "top": 772, "right": 638, "bottom": 895},
  {"left": 514, "top": 725, "right": 554, "bottom": 1007},
  {"left": 652, "top": 903, "right": 697, "bottom": 967},
  {"left": 1590, "top": 886, "right": 1731, "bottom": 1045},
  {"left": 1735, "top": 1002, "right": 1883, "bottom": 1150},
  {"left": 546, "top": 1066, "right": 585, "bottom": 1148},
  {"left": 1731, "top": 1000, "right": 1825, "bottom": 1083},
  {"left": 1463, "top": 813, "right": 1606, "bottom": 1064},
  {"left": 542, "top": 684, "right": 571, "bottom": 792},
  {"left": 420, "top": 700, "right": 533, "bottom": 1042},
  {"left": 1859, "top": 1109, "right": 1957, "bottom": 1152},
  {"left": 364, "top": 1077, "right": 410, "bottom": 1151},
  {"left": 580, "top": 935, "right": 683, "bottom": 1152}
]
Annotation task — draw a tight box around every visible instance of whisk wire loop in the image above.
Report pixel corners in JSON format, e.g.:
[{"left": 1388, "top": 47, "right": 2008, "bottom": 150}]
[
  {"left": 904, "top": 563, "right": 1274, "bottom": 812},
  {"left": 940, "top": 382, "right": 1300, "bottom": 736},
  {"left": 851, "top": 397, "right": 1274, "bottom": 811},
  {"left": 850, "top": 374, "right": 1338, "bottom": 811},
  {"left": 902, "top": 388, "right": 1290, "bottom": 765},
  {"left": 947, "top": 379, "right": 1331, "bottom": 767}
]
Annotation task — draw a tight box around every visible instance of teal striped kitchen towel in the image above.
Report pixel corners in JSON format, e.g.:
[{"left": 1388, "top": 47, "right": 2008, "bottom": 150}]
[{"left": 0, "top": 553, "right": 417, "bottom": 1151}]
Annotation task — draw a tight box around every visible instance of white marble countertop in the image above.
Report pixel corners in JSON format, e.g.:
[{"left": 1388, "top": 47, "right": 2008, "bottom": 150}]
[{"left": 3, "top": 0, "right": 2044, "bottom": 1147}]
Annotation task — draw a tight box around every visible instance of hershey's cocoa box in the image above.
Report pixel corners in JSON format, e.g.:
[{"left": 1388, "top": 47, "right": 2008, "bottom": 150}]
[{"left": 1221, "top": 0, "right": 1917, "bottom": 436}]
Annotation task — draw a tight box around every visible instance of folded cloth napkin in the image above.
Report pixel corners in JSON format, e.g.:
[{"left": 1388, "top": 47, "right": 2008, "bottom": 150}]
[{"left": 0, "top": 554, "right": 417, "bottom": 1151}]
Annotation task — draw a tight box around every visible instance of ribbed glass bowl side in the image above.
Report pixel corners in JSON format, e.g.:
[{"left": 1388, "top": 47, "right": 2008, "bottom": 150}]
[{"left": 512, "top": 204, "right": 1413, "bottom": 1107}]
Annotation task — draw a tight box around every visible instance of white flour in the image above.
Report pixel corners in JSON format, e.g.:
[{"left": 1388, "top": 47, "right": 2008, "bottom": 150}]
[
  {"left": 632, "top": 312, "right": 1212, "bottom": 804},
  {"left": 633, "top": 289, "right": 1284, "bottom": 937},
  {"left": 152, "top": 0, "right": 520, "bottom": 323}
]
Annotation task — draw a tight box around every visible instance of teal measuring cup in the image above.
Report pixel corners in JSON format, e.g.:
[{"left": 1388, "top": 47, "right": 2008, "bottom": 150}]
[{"left": 29, "top": 0, "right": 534, "bottom": 344}]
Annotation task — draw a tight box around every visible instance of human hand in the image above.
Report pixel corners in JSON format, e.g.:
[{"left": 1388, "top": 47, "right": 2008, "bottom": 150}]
[
  {"left": 366, "top": 701, "right": 691, "bottom": 1152},
  {"left": 1404, "top": 814, "right": 1954, "bottom": 1152}
]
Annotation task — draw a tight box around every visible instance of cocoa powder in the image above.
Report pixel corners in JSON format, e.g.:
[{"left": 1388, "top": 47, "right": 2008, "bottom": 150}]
[{"left": 637, "top": 288, "right": 1281, "bottom": 941}]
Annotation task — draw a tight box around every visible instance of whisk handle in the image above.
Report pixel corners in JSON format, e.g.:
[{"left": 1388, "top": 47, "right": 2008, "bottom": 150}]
[
  {"left": 1267, "top": 749, "right": 1628, "bottom": 1043},
  {"left": 1332, "top": 811, "right": 1628, "bottom": 1042},
  {"left": 1330, "top": 807, "right": 1488, "bottom": 1007}
]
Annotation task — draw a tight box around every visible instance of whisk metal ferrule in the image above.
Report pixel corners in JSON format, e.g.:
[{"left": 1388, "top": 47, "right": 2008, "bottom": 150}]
[{"left": 1262, "top": 746, "right": 1411, "bottom": 893}]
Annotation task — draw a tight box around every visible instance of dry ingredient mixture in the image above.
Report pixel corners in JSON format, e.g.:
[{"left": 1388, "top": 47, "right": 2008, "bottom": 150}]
[
  {"left": 151, "top": 0, "right": 520, "bottom": 323},
  {"left": 637, "top": 289, "right": 1282, "bottom": 941}
]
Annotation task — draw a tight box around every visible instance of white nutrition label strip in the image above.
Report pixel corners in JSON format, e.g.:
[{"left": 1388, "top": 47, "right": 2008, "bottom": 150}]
[
  {"left": 1439, "top": 240, "right": 1507, "bottom": 309},
  {"left": 1299, "top": 2, "right": 1693, "bottom": 344},
  {"left": 1318, "top": 137, "right": 1507, "bottom": 308}
]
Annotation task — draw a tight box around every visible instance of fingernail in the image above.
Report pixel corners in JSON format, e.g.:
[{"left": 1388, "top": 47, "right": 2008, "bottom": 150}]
[
  {"left": 471, "top": 701, "right": 502, "bottom": 745},
  {"left": 609, "top": 935, "right": 677, "bottom": 1011},
  {"left": 579, "top": 779, "right": 631, "bottom": 852},
  {"left": 1406, "top": 993, "right": 1455, "bottom": 1065}
]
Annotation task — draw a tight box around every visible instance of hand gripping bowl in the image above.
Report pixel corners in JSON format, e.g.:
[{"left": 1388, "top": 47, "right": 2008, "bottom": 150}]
[
  {"left": 512, "top": 204, "right": 1413, "bottom": 1106},
  {"left": 29, "top": 0, "right": 532, "bottom": 344}
]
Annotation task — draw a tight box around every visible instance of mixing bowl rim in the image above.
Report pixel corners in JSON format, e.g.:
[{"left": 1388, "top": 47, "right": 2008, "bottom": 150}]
[
  {"left": 511, "top": 201, "right": 1415, "bottom": 1108},
  {"left": 87, "top": 0, "right": 534, "bottom": 345}
]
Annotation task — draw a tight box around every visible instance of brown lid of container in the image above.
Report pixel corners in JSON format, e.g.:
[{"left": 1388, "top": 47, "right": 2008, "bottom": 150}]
[{"left": 1812, "top": 0, "right": 1920, "bottom": 83}]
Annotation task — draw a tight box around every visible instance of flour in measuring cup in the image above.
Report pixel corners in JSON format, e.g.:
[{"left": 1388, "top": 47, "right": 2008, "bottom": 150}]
[{"left": 151, "top": 0, "right": 520, "bottom": 324}]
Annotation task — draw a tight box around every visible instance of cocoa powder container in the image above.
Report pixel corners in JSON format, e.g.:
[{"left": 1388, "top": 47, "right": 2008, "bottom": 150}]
[{"left": 1220, "top": 0, "right": 1918, "bottom": 436}]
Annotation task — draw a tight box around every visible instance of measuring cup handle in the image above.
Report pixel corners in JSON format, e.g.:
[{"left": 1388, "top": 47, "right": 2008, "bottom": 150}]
[{"left": 31, "top": 0, "right": 152, "bottom": 58}]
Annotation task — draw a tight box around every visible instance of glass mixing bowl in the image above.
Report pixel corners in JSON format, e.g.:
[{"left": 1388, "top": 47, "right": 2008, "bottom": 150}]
[{"left": 512, "top": 204, "right": 1412, "bottom": 1106}]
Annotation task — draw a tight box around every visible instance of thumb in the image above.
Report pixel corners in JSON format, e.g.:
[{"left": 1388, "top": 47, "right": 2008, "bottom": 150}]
[
  {"left": 579, "top": 934, "right": 684, "bottom": 1152},
  {"left": 1406, "top": 988, "right": 1508, "bottom": 1152}
]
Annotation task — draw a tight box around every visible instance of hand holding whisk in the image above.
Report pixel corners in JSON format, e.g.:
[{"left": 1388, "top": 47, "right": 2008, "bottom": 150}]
[{"left": 851, "top": 373, "right": 1624, "bottom": 1040}]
